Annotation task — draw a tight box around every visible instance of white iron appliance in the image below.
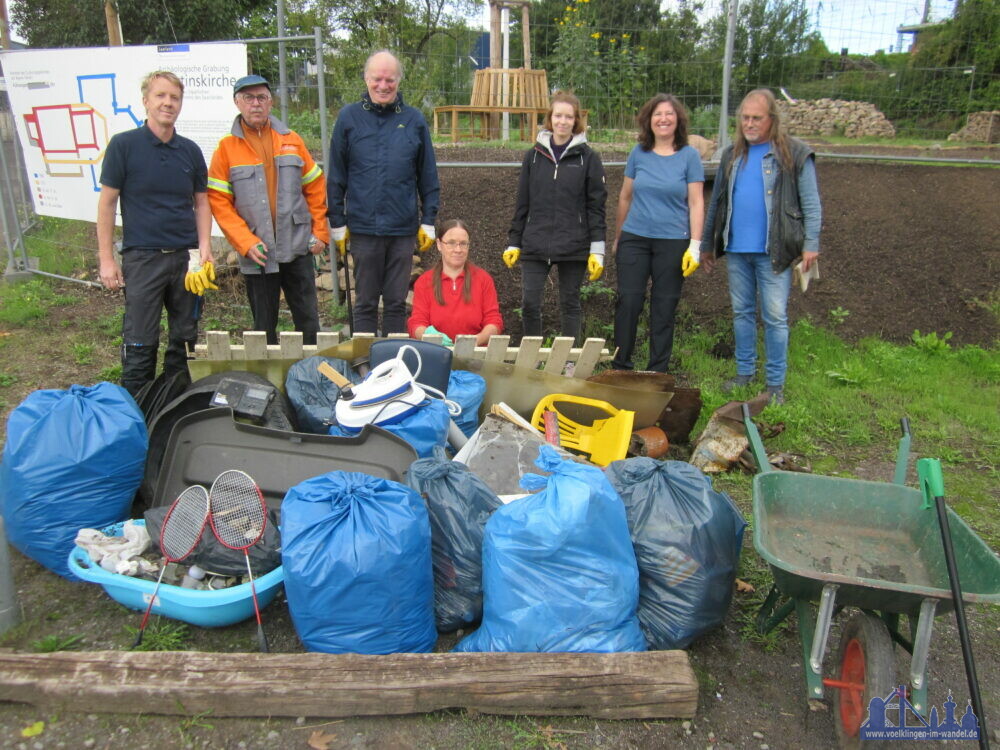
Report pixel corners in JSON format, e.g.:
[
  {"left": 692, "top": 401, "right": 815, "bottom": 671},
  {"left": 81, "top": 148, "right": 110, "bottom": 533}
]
[{"left": 334, "top": 346, "right": 428, "bottom": 432}]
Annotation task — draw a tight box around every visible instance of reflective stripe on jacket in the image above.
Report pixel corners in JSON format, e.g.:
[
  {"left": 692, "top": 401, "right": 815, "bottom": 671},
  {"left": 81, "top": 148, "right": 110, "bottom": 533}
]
[{"left": 208, "top": 115, "right": 329, "bottom": 275}]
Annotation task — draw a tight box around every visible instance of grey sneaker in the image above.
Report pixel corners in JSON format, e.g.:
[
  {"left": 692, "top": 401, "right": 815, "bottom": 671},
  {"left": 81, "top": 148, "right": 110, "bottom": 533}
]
[
  {"left": 722, "top": 374, "right": 754, "bottom": 393},
  {"left": 766, "top": 386, "right": 785, "bottom": 405}
]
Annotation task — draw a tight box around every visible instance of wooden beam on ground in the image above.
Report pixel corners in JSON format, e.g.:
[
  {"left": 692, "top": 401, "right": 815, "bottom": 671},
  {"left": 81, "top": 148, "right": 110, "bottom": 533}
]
[{"left": 0, "top": 650, "right": 698, "bottom": 720}]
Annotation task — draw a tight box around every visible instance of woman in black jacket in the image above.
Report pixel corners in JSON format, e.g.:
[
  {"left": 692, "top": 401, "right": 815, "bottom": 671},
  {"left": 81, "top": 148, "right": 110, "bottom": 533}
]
[{"left": 505, "top": 92, "right": 607, "bottom": 344}]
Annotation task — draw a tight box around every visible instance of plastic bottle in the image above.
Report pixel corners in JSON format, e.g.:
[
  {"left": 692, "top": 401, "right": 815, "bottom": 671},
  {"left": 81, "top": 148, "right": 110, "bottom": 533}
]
[{"left": 180, "top": 564, "right": 206, "bottom": 589}]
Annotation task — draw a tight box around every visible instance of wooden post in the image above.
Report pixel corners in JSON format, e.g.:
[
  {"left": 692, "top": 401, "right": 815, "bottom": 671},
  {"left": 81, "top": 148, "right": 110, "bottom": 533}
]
[
  {"left": 522, "top": 4, "right": 531, "bottom": 69},
  {"left": 489, "top": 3, "right": 501, "bottom": 68},
  {"left": 104, "top": 0, "right": 123, "bottom": 46},
  {"left": 0, "top": 651, "right": 699, "bottom": 720},
  {"left": 0, "top": 0, "right": 11, "bottom": 50}
]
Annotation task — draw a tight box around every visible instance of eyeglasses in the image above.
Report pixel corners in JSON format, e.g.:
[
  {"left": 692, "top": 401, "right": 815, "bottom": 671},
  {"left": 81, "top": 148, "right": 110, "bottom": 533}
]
[
  {"left": 238, "top": 93, "right": 271, "bottom": 104},
  {"left": 440, "top": 240, "right": 470, "bottom": 249}
]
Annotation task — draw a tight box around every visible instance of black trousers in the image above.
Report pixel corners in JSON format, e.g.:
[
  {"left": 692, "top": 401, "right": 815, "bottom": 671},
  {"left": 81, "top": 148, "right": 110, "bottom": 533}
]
[
  {"left": 612, "top": 232, "right": 686, "bottom": 372},
  {"left": 243, "top": 253, "right": 320, "bottom": 346},
  {"left": 120, "top": 249, "right": 198, "bottom": 396},
  {"left": 521, "top": 258, "right": 587, "bottom": 344},
  {"left": 349, "top": 233, "right": 414, "bottom": 335}
]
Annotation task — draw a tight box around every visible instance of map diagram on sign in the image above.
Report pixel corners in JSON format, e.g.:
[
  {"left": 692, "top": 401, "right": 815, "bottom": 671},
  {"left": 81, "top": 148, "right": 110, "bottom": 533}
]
[
  {"left": 2, "top": 43, "right": 247, "bottom": 223},
  {"left": 22, "top": 73, "right": 141, "bottom": 193}
]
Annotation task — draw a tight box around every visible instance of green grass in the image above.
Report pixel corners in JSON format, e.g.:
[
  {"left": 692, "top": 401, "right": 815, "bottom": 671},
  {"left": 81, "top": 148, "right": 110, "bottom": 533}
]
[
  {"left": 813, "top": 135, "right": 998, "bottom": 148},
  {"left": 72, "top": 342, "right": 95, "bottom": 365},
  {"left": 20, "top": 216, "right": 96, "bottom": 277},
  {"left": 0, "top": 279, "right": 80, "bottom": 327},
  {"left": 31, "top": 633, "right": 85, "bottom": 653},
  {"left": 97, "top": 364, "right": 122, "bottom": 382},
  {"left": 126, "top": 621, "right": 191, "bottom": 651},
  {"left": 674, "top": 316, "right": 1000, "bottom": 548}
]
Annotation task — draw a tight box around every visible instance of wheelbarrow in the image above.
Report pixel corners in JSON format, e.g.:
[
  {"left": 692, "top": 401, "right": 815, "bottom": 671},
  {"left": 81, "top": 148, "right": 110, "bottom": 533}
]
[{"left": 743, "top": 407, "right": 1000, "bottom": 748}]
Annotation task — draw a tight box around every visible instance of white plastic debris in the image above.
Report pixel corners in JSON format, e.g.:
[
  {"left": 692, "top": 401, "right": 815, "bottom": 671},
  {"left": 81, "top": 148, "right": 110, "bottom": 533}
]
[{"left": 75, "top": 521, "right": 157, "bottom": 576}]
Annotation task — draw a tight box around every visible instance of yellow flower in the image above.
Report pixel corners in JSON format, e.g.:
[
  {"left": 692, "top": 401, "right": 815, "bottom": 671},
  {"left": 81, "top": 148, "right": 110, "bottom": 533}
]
[
  {"left": 575, "top": 21, "right": 582, "bottom": 26},
  {"left": 591, "top": 31, "right": 601, "bottom": 39},
  {"left": 622, "top": 33, "right": 630, "bottom": 39},
  {"left": 610, "top": 37, "right": 617, "bottom": 44},
  {"left": 565, "top": 5, "right": 572, "bottom": 10},
  {"left": 639, "top": 46, "right": 645, "bottom": 51}
]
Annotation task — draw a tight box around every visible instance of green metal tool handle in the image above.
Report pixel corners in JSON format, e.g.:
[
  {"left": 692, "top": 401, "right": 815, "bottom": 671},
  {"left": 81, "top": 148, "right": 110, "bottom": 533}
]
[
  {"left": 742, "top": 403, "right": 771, "bottom": 474},
  {"left": 917, "top": 457, "right": 944, "bottom": 510}
]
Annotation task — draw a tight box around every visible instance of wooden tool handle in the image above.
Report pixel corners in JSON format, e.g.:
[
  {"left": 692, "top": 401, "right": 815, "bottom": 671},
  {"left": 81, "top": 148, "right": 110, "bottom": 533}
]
[{"left": 317, "top": 361, "right": 351, "bottom": 388}]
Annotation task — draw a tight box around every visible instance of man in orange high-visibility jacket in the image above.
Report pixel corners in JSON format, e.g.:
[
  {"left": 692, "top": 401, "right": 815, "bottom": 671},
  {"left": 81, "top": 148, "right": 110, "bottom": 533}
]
[{"left": 208, "top": 75, "right": 329, "bottom": 345}]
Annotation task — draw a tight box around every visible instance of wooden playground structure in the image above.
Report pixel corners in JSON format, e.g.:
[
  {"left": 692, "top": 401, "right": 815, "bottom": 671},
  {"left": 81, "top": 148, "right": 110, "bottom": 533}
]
[{"left": 432, "top": 0, "right": 585, "bottom": 143}]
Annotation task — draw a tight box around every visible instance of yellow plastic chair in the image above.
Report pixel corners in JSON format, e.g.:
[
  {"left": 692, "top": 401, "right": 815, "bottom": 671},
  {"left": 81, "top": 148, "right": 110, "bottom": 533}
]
[{"left": 530, "top": 394, "right": 635, "bottom": 467}]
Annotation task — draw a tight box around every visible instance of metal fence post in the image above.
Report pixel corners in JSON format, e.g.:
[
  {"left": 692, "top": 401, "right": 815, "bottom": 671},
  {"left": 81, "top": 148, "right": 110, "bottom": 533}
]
[
  {"left": 277, "top": 0, "right": 289, "bottom": 123},
  {"left": 0, "top": 107, "right": 31, "bottom": 280},
  {"left": 0, "top": 518, "right": 21, "bottom": 635},
  {"left": 716, "top": 0, "right": 738, "bottom": 157},
  {"left": 314, "top": 26, "right": 339, "bottom": 306}
]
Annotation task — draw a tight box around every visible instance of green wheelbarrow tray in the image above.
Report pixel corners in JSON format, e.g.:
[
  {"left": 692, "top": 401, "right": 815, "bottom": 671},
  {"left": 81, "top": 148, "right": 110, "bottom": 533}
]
[
  {"left": 742, "top": 405, "right": 1000, "bottom": 738},
  {"left": 753, "top": 471, "right": 1000, "bottom": 617}
]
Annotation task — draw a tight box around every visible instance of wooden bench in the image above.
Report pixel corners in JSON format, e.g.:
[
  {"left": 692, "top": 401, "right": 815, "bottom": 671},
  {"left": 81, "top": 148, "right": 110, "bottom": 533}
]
[
  {"left": 433, "top": 67, "right": 588, "bottom": 143},
  {"left": 433, "top": 104, "right": 550, "bottom": 143}
]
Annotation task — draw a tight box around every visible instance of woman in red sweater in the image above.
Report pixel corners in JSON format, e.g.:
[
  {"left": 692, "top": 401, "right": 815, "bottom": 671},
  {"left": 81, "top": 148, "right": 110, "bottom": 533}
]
[{"left": 408, "top": 219, "right": 503, "bottom": 345}]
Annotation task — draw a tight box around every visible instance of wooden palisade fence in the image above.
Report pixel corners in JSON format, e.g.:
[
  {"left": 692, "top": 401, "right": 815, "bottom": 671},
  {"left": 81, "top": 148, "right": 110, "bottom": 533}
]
[{"left": 194, "top": 331, "right": 610, "bottom": 378}]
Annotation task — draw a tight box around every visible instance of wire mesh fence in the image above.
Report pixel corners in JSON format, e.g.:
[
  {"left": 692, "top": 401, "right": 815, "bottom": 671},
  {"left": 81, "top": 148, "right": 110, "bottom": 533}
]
[
  {"left": 260, "top": 0, "right": 997, "bottom": 145},
  {"left": 2, "top": 0, "right": 996, "bottom": 280}
]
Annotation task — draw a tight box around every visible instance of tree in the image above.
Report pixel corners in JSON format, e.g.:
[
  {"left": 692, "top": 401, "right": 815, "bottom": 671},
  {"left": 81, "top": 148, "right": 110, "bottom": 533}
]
[
  {"left": 910, "top": 0, "right": 999, "bottom": 76},
  {"left": 11, "top": 0, "right": 270, "bottom": 48},
  {"left": 703, "top": 0, "right": 823, "bottom": 89}
]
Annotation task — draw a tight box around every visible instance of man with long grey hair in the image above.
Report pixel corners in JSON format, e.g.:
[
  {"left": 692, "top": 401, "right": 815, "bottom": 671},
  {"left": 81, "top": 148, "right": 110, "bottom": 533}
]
[{"left": 702, "top": 88, "right": 822, "bottom": 405}]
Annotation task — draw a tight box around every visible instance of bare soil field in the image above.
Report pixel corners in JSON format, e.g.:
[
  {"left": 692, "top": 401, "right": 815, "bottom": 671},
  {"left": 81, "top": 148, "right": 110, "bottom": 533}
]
[
  {"left": 0, "top": 145, "right": 997, "bottom": 749},
  {"left": 433, "top": 145, "right": 999, "bottom": 350}
]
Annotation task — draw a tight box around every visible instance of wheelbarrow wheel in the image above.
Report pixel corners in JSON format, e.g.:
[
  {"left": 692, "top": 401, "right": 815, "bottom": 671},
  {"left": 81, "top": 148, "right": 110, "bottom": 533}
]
[{"left": 832, "top": 612, "right": 895, "bottom": 749}]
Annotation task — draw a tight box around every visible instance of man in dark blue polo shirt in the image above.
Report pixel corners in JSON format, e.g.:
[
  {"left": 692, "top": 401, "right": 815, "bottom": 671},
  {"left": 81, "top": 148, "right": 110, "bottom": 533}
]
[{"left": 97, "top": 70, "right": 212, "bottom": 396}]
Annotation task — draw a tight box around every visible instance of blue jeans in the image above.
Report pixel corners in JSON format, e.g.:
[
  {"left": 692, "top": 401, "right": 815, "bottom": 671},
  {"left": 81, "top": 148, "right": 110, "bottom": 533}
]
[{"left": 726, "top": 252, "right": 792, "bottom": 386}]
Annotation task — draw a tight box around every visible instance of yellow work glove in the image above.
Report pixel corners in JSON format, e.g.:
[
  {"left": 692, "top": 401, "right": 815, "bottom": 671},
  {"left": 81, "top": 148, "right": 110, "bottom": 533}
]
[
  {"left": 502, "top": 246, "right": 520, "bottom": 269},
  {"left": 184, "top": 250, "right": 219, "bottom": 296},
  {"left": 417, "top": 224, "right": 436, "bottom": 253},
  {"left": 681, "top": 240, "right": 701, "bottom": 278},
  {"left": 331, "top": 226, "right": 349, "bottom": 257},
  {"left": 587, "top": 253, "right": 604, "bottom": 281}
]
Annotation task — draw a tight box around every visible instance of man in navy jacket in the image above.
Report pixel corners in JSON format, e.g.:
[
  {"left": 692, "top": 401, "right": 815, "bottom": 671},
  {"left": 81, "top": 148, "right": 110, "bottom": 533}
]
[{"left": 327, "top": 50, "right": 440, "bottom": 335}]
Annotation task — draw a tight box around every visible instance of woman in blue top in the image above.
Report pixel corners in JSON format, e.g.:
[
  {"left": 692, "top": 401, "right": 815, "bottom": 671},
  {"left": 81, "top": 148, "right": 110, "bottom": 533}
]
[{"left": 612, "top": 94, "right": 704, "bottom": 372}]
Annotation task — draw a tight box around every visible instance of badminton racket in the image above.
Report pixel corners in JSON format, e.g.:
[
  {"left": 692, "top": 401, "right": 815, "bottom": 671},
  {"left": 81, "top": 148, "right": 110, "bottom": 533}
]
[
  {"left": 209, "top": 469, "right": 269, "bottom": 653},
  {"left": 133, "top": 484, "right": 210, "bottom": 647}
]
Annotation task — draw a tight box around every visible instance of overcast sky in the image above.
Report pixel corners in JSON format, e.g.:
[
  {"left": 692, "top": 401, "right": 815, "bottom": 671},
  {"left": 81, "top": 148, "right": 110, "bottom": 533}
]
[{"left": 806, "top": 0, "right": 956, "bottom": 54}]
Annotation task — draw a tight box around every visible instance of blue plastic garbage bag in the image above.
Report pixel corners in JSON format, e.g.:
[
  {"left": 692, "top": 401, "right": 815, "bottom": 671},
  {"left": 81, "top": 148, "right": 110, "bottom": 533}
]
[
  {"left": 454, "top": 445, "right": 646, "bottom": 653},
  {"left": 328, "top": 398, "right": 450, "bottom": 458},
  {"left": 407, "top": 456, "right": 502, "bottom": 632},
  {"left": 605, "top": 457, "right": 747, "bottom": 650},
  {"left": 446, "top": 370, "right": 486, "bottom": 438},
  {"left": 281, "top": 471, "right": 437, "bottom": 654},
  {"left": 285, "top": 356, "right": 358, "bottom": 434},
  {"left": 1, "top": 383, "right": 147, "bottom": 579}
]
